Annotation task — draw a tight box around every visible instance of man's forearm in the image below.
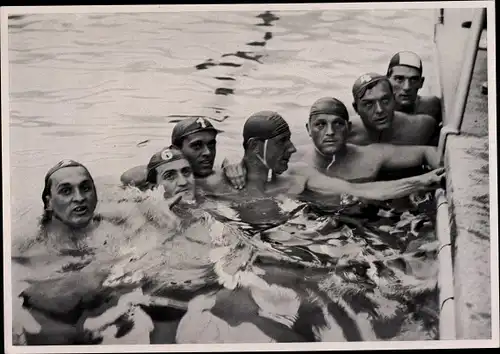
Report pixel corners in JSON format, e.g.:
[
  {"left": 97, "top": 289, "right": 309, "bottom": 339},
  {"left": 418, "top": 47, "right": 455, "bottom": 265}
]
[
  {"left": 352, "top": 175, "right": 427, "bottom": 200},
  {"left": 306, "top": 171, "right": 427, "bottom": 201},
  {"left": 423, "top": 147, "right": 441, "bottom": 169}
]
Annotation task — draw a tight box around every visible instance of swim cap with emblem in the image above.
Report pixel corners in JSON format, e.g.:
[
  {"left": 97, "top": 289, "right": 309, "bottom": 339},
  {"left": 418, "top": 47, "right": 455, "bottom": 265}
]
[
  {"left": 352, "top": 72, "right": 392, "bottom": 101},
  {"left": 146, "top": 146, "right": 186, "bottom": 183},
  {"left": 242, "top": 111, "right": 291, "bottom": 148},
  {"left": 387, "top": 51, "right": 423, "bottom": 75},
  {"left": 42, "top": 160, "right": 93, "bottom": 209},
  {"left": 171, "top": 117, "right": 223, "bottom": 148},
  {"left": 309, "top": 97, "right": 349, "bottom": 121}
]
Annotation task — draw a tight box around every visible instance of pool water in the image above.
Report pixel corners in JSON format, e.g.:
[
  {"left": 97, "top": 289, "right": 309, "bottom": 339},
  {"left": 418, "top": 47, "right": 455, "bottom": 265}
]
[{"left": 7, "top": 8, "right": 440, "bottom": 344}]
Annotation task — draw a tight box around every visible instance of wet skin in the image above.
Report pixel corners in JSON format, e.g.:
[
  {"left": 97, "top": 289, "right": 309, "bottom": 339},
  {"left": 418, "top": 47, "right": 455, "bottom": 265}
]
[
  {"left": 354, "top": 80, "right": 396, "bottom": 132},
  {"left": 306, "top": 114, "right": 351, "bottom": 155},
  {"left": 46, "top": 166, "right": 98, "bottom": 229},
  {"left": 388, "top": 65, "right": 442, "bottom": 143},
  {"left": 154, "top": 158, "right": 196, "bottom": 202},
  {"left": 180, "top": 131, "right": 217, "bottom": 178},
  {"left": 388, "top": 65, "right": 424, "bottom": 111},
  {"left": 250, "top": 131, "right": 297, "bottom": 175},
  {"left": 350, "top": 80, "right": 436, "bottom": 146}
]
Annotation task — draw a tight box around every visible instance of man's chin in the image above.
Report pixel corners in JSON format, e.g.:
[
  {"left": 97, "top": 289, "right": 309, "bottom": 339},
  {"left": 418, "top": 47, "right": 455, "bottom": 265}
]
[
  {"left": 194, "top": 166, "right": 214, "bottom": 178},
  {"left": 66, "top": 217, "right": 93, "bottom": 229},
  {"left": 319, "top": 146, "right": 341, "bottom": 156},
  {"left": 397, "top": 98, "right": 415, "bottom": 109}
]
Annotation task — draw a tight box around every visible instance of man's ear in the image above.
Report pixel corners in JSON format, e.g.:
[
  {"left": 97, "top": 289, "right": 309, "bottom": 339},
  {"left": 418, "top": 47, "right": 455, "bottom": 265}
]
[
  {"left": 246, "top": 137, "right": 260, "bottom": 153},
  {"left": 305, "top": 122, "right": 311, "bottom": 136},
  {"left": 419, "top": 76, "right": 425, "bottom": 89},
  {"left": 45, "top": 196, "right": 53, "bottom": 211},
  {"left": 347, "top": 121, "right": 352, "bottom": 133}
]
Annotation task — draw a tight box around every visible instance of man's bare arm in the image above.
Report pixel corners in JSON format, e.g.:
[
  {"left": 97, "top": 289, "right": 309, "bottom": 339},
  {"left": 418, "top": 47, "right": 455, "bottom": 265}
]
[
  {"left": 379, "top": 144, "right": 441, "bottom": 170},
  {"left": 304, "top": 167, "right": 445, "bottom": 201}
]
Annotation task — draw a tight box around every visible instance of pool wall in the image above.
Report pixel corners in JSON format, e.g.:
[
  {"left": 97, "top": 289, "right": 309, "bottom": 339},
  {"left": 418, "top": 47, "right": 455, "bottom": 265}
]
[{"left": 433, "top": 7, "right": 492, "bottom": 340}]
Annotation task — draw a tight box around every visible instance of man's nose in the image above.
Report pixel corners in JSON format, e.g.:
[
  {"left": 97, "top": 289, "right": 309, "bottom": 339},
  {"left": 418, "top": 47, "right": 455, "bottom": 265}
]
[
  {"left": 325, "top": 124, "right": 335, "bottom": 136},
  {"left": 200, "top": 145, "right": 210, "bottom": 157},
  {"left": 402, "top": 79, "right": 411, "bottom": 90},
  {"left": 73, "top": 189, "right": 85, "bottom": 202},
  {"left": 288, "top": 142, "right": 297, "bottom": 154},
  {"left": 375, "top": 101, "right": 384, "bottom": 113},
  {"left": 177, "top": 174, "right": 188, "bottom": 186}
]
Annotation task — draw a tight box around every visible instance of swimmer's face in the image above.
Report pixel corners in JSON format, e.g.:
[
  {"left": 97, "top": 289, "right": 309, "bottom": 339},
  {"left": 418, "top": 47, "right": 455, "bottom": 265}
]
[
  {"left": 180, "top": 131, "right": 217, "bottom": 178},
  {"left": 354, "top": 80, "right": 395, "bottom": 131},
  {"left": 46, "top": 166, "right": 97, "bottom": 229},
  {"left": 264, "top": 132, "right": 297, "bottom": 174},
  {"left": 307, "top": 114, "right": 350, "bottom": 155},
  {"left": 155, "top": 158, "right": 196, "bottom": 202},
  {"left": 388, "top": 66, "right": 424, "bottom": 108}
]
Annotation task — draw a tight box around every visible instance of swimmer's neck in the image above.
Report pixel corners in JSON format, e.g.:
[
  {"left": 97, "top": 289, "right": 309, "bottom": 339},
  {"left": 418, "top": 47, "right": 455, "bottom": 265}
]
[
  {"left": 313, "top": 144, "right": 348, "bottom": 169},
  {"left": 243, "top": 154, "right": 274, "bottom": 191},
  {"left": 366, "top": 125, "right": 393, "bottom": 143},
  {"left": 396, "top": 96, "right": 419, "bottom": 113},
  {"left": 194, "top": 170, "right": 215, "bottom": 180},
  {"left": 46, "top": 217, "right": 97, "bottom": 246}
]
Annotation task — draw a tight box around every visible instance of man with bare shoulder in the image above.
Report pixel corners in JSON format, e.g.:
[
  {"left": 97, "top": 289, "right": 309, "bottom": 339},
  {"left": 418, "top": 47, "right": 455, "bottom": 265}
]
[
  {"left": 305, "top": 97, "right": 440, "bottom": 182},
  {"left": 387, "top": 51, "right": 442, "bottom": 124},
  {"left": 348, "top": 72, "right": 437, "bottom": 146},
  {"left": 386, "top": 51, "right": 442, "bottom": 144},
  {"left": 212, "top": 111, "right": 445, "bottom": 202}
]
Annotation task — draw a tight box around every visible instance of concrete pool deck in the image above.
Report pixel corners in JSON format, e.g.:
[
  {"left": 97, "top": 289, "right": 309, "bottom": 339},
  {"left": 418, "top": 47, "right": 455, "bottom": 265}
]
[{"left": 434, "top": 8, "right": 492, "bottom": 339}]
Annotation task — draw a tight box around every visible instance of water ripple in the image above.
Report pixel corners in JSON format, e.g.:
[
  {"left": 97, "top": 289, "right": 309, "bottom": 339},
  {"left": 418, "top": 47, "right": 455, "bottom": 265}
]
[{"left": 8, "top": 9, "right": 435, "bottom": 251}]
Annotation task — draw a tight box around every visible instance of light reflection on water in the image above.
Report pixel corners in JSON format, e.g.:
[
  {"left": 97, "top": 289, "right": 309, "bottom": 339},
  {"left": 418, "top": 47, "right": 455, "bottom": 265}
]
[{"left": 8, "top": 9, "right": 435, "bottom": 252}]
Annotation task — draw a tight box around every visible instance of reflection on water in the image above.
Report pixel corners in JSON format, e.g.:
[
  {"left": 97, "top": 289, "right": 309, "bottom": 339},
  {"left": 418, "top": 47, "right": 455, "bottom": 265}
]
[
  {"left": 13, "top": 189, "right": 439, "bottom": 343},
  {"left": 8, "top": 8, "right": 438, "bottom": 343}
]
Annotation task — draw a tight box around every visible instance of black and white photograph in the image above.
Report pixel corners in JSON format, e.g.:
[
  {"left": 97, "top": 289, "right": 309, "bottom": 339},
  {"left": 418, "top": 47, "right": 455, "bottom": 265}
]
[{"left": 1, "top": 2, "right": 498, "bottom": 352}]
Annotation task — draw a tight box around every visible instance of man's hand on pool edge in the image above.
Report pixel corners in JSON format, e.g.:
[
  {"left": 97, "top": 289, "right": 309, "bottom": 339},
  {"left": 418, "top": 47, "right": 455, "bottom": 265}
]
[{"left": 421, "top": 168, "right": 446, "bottom": 189}]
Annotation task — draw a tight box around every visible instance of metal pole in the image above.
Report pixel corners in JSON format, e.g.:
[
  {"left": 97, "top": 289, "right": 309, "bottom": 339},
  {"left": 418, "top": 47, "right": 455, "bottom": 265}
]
[
  {"left": 437, "top": 8, "right": 486, "bottom": 165},
  {"left": 435, "top": 188, "right": 456, "bottom": 340}
]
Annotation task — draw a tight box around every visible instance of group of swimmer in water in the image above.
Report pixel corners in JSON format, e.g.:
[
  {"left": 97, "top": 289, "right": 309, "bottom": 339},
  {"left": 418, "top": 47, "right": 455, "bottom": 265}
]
[{"left": 13, "top": 51, "right": 445, "bottom": 344}]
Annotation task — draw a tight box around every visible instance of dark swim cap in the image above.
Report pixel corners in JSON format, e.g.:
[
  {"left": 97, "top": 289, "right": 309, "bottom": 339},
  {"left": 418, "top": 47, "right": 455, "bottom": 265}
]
[
  {"left": 171, "top": 117, "right": 223, "bottom": 148},
  {"left": 352, "top": 72, "right": 392, "bottom": 101},
  {"left": 309, "top": 97, "right": 349, "bottom": 121},
  {"left": 387, "top": 51, "right": 423, "bottom": 75},
  {"left": 242, "top": 111, "right": 291, "bottom": 148},
  {"left": 146, "top": 146, "right": 186, "bottom": 183},
  {"left": 41, "top": 160, "right": 93, "bottom": 208}
]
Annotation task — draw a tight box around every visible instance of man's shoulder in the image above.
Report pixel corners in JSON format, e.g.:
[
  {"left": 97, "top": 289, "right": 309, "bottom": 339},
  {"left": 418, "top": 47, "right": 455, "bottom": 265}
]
[
  {"left": 347, "top": 116, "right": 370, "bottom": 145},
  {"left": 417, "top": 95, "right": 442, "bottom": 119},
  {"left": 395, "top": 110, "right": 435, "bottom": 125},
  {"left": 196, "top": 170, "right": 235, "bottom": 194},
  {"left": 274, "top": 171, "right": 309, "bottom": 196}
]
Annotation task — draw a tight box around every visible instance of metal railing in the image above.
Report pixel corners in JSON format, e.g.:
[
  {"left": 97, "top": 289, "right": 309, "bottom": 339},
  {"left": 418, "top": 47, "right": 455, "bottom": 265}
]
[
  {"left": 437, "top": 7, "right": 487, "bottom": 165},
  {"left": 434, "top": 7, "right": 487, "bottom": 341}
]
